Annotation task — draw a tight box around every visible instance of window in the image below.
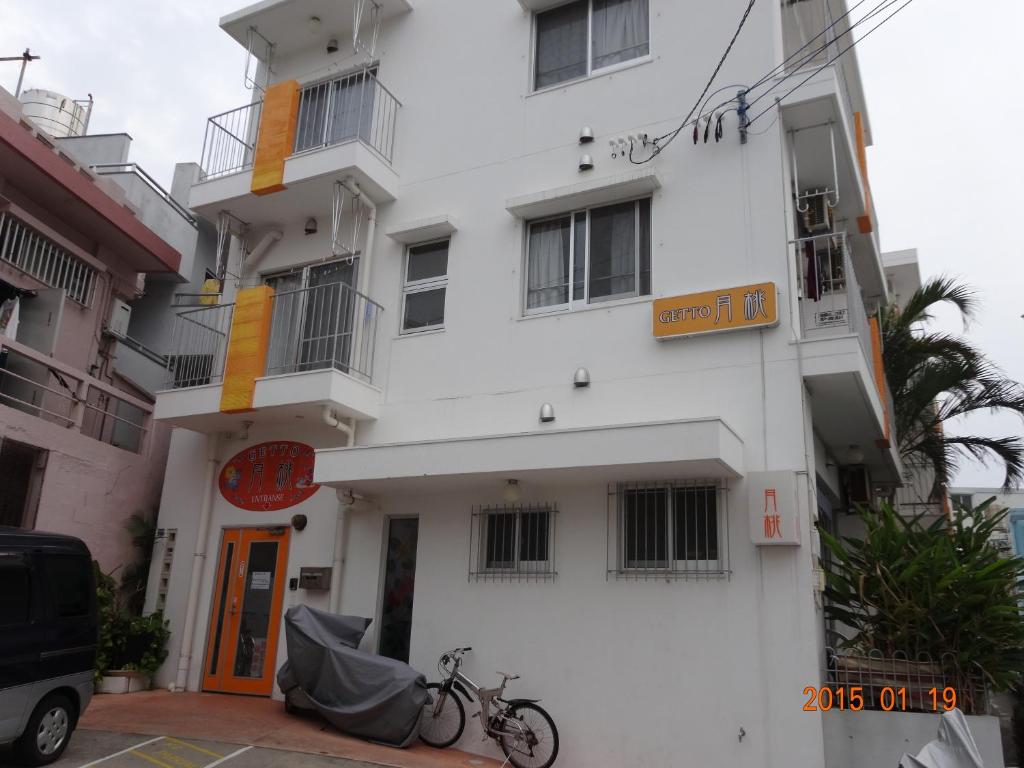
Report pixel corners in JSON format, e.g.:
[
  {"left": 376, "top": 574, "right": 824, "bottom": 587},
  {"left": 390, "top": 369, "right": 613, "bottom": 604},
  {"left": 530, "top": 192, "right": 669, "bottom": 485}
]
[
  {"left": 0, "top": 555, "right": 31, "bottom": 624},
  {"left": 401, "top": 240, "right": 448, "bottom": 333},
  {"left": 470, "top": 504, "right": 557, "bottom": 582},
  {"left": 609, "top": 482, "right": 727, "bottom": 580},
  {"left": 526, "top": 198, "right": 650, "bottom": 312},
  {"left": 534, "top": 0, "right": 650, "bottom": 90},
  {"left": 43, "top": 554, "right": 92, "bottom": 618},
  {"left": 0, "top": 211, "right": 98, "bottom": 306},
  {"left": 950, "top": 493, "right": 973, "bottom": 511}
]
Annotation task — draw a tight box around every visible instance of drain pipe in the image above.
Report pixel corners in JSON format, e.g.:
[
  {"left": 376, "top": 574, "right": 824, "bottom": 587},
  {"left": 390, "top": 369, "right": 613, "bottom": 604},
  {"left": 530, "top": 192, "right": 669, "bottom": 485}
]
[
  {"left": 241, "top": 229, "right": 283, "bottom": 273},
  {"left": 174, "top": 432, "right": 221, "bottom": 691},
  {"left": 323, "top": 405, "right": 356, "bottom": 613}
]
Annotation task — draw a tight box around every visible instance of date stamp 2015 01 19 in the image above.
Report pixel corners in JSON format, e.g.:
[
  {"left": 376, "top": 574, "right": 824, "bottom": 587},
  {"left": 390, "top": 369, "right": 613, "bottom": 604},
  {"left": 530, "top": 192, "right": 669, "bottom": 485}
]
[{"left": 803, "top": 686, "right": 959, "bottom": 713}]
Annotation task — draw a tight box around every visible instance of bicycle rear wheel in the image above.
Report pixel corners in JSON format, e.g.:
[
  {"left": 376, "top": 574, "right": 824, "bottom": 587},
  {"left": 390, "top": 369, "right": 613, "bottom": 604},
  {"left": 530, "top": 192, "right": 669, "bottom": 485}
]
[
  {"left": 498, "top": 702, "right": 559, "bottom": 768},
  {"left": 419, "top": 683, "right": 465, "bottom": 749}
]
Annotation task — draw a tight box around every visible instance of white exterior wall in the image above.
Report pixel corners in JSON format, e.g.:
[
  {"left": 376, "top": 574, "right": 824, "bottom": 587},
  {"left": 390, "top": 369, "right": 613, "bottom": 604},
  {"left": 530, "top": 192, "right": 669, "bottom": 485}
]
[{"left": 145, "top": 1, "right": 868, "bottom": 766}]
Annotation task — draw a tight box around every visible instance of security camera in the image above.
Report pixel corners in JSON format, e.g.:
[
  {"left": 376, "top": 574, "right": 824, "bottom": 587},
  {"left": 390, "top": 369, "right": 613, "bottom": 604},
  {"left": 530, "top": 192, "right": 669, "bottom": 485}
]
[
  {"left": 326, "top": 38, "right": 339, "bottom": 54},
  {"left": 304, "top": 217, "right": 318, "bottom": 235}
]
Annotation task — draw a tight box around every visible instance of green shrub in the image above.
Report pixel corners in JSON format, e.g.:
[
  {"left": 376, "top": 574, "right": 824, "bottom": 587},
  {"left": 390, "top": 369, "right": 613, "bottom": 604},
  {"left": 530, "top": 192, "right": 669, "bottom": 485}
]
[{"left": 93, "top": 561, "right": 170, "bottom": 685}]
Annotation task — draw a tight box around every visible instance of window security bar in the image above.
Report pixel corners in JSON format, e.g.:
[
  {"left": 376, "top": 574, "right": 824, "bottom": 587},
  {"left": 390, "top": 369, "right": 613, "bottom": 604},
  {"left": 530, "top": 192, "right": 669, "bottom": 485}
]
[
  {"left": 469, "top": 503, "right": 558, "bottom": 583},
  {"left": 606, "top": 480, "right": 730, "bottom": 582},
  {"left": 0, "top": 211, "right": 98, "bottom": 307}
]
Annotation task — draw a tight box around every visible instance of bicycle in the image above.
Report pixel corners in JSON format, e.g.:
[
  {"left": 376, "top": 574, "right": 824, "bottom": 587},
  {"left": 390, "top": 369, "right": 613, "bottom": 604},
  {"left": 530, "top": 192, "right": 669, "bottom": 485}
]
[{"left": 419, "top": 647, "right": 559, "bottom": 768}]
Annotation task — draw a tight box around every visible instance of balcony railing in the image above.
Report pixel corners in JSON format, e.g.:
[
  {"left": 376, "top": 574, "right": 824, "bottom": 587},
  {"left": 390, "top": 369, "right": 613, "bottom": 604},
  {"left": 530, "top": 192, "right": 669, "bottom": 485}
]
[
  {"left": 0, "top": 337, "right": 151, "bottom": 453},
  {"left": 796, "top": 231, "right": 877, "bottom": 384},
  {"left": 164, "top": 304, "right": 234, "bottom": 389},
  {"left": 199, "top": 101, "right": 262, "bottom": 180},
  {"left": 266, "top": 282, "right": 382, "bottom": 384},
  {"left": 293, "top": 69, "right": 400, "bottom": 164}
]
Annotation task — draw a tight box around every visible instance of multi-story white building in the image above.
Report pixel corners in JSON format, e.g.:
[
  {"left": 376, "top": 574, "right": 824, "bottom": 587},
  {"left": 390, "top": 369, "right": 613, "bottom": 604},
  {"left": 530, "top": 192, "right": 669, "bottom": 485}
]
[{"left": 143, "top": 1, "right": 958, "bottom": 765}]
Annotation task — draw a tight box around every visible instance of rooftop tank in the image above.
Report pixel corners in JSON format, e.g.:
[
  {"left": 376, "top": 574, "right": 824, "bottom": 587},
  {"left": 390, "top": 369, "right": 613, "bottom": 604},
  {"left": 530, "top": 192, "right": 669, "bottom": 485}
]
[{"left": 18, "top": 88, "right": 92, "bottom": 138}]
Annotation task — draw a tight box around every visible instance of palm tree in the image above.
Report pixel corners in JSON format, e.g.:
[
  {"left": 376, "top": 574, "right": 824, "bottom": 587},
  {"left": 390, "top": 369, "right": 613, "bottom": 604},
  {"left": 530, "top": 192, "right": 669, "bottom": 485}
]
[{"left": 879, "top": 276, "right": 1024, "bottom": 493}]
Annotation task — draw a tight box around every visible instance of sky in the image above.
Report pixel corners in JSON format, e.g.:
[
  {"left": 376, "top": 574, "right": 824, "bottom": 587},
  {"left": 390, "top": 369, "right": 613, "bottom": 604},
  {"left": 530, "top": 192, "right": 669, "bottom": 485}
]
[{"left": 2, "top": 0, "right": 1021, "bottom": 488}]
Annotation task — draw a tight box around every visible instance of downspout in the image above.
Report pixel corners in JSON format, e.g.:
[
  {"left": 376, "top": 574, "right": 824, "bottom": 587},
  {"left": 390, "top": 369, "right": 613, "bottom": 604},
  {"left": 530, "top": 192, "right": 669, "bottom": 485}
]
[
  {"left": 174, "top": 432, "right": 221, "bottom": 691},
  {"left": 241, "top": 229, "right": 283, "bottom": 274},
  {"left": 323, "top": 405, "right": 357, "bottom": 614}
]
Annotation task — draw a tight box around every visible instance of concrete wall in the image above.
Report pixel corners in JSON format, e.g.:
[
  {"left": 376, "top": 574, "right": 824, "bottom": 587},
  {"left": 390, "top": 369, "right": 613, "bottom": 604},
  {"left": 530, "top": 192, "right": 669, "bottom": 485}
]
[{"left": 823, "top": 710, "right": 1005, "bottom": 768}]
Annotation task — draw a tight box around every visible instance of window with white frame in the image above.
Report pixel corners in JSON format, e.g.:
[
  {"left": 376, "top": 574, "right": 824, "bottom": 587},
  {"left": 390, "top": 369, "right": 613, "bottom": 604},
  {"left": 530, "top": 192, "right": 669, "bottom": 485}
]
[
  {"left": 470, "top": 503, "right": 557, "bottom": 582},
  {"left": 526, "top": 198, "right": 651, "bottom": 312},
  {"left": 401, "top": 240, "right": 448, "bottom": 333},
  {"left": 608, "top": 482, "right": 728, "bottom": 580},
  {"left": 534, "top": 0, "right": 651, "bottom": 90}
]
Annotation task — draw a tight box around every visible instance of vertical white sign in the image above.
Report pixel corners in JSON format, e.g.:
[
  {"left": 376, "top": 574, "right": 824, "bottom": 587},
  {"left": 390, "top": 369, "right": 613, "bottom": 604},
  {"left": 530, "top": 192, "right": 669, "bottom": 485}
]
[{"left": 749, "top": 471, "right": 801, "bottom": 546}]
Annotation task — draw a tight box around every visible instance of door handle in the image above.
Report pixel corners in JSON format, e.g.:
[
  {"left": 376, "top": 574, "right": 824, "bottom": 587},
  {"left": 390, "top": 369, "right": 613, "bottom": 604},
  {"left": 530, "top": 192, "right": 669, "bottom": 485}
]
[{"left": 230, "top": 596, "right": 239, "bottom": 615}]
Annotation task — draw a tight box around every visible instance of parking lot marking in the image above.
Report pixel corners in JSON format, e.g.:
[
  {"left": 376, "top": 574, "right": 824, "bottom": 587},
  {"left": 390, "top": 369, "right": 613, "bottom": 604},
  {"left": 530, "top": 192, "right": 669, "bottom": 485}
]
[
  {"left": 202, "top": 746, "right": 252, "bottom": 768},
  {"left": 130, "top": 750, "right": 177, "bottom": 768},
  {"left": 75, "top": 737, "right": 165, "bottom": 768},
  {"left": 162, "top": 738, "right": 224, "bottom": 759}
]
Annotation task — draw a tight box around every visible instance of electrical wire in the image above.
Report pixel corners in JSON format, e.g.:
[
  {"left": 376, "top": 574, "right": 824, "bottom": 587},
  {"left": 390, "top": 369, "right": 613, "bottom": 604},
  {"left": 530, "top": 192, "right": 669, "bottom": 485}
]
[
  {"left": 631, "top": 0, "right": 759, "bottom": 163},
  {"left": 746, "top": 0, "right": 918, "bottom": 127}
]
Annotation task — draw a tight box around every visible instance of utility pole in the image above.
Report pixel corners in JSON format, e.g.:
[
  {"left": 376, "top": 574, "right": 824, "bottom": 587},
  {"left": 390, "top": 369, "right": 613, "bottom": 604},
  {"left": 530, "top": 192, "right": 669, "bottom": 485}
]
[{"left": 0, "top": 48, "right": 41, "bottom": 98}]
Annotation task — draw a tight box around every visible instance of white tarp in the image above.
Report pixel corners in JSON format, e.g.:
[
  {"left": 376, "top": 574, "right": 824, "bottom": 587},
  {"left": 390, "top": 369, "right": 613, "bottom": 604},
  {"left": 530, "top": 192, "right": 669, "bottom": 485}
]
[{"left": 899, "top": 709, "right": 986, "bottom": 768}]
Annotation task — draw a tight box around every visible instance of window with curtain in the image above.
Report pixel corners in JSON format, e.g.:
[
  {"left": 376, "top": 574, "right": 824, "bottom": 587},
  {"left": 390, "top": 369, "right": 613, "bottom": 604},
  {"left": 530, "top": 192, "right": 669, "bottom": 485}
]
[
  {"left": 534, "top": 0, "right": 650, "bottom": 90},
  {"left": 526, "top": 197, "right": 651, "bottom": 312}
]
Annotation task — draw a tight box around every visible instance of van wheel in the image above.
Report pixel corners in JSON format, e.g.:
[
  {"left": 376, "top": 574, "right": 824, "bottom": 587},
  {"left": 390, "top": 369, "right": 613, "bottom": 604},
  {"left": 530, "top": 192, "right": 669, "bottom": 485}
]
[{"left": 15, "top": 694, "right": 74, "bottom": 766}]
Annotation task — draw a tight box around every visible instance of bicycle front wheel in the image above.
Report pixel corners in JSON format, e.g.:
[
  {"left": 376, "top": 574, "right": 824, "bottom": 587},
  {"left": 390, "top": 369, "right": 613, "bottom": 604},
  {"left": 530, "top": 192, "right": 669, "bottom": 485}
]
[
  {"left": 419, "top": 683, "right": 465, "bottom": 749},
  {"left": 498, "top": 702, "right": 559, "bottom": 768}
]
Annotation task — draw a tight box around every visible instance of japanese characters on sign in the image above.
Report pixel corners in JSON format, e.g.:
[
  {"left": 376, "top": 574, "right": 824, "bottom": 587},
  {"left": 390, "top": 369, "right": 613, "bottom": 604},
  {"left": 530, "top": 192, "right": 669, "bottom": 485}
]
[
  {"left": 219, "top": 440, "right": 319, "bottom": 511},
  {"left": 748, "top": 471, "right": 801, "bottom": 546},
  {"left": 653, "top": 282, "right": 779, "bottom": 340}
]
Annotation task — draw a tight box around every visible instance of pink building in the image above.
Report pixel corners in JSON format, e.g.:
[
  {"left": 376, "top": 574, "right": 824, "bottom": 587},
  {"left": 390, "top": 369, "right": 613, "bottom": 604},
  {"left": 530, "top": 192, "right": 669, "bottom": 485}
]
[{"left": 0, "top": 86, "right": 183, "bottom": 572}]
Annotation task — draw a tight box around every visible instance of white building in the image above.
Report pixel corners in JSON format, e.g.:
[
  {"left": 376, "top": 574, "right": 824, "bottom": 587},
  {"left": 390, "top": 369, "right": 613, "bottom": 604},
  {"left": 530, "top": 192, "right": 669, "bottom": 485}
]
[{"left": 142, "top": 1, "right": 962, "bottom": 766}]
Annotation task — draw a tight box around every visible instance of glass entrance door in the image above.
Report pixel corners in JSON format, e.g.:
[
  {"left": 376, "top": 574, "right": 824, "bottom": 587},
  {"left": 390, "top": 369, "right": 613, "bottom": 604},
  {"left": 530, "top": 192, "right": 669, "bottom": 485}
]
[
  {"left": 378, "top": 517, "right": 419, "bottom": 664},
  {"left": 202, "top": 526, "right": 290, "bottom": 696}
]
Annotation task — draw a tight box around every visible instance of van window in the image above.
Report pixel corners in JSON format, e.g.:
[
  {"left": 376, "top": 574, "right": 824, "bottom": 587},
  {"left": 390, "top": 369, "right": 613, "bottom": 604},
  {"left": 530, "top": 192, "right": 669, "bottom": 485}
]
[
  {"left": 43, "top": 554, "right": 91, "bottom": 618},
  {"left": 0, "top": 555, "right": 31, "bottom": 624}
]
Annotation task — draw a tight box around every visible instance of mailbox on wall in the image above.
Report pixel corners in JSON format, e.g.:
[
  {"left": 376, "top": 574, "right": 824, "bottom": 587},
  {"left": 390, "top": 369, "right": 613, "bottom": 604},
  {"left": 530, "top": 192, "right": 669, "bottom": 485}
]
[{"left": 298, "top": 567, "right": 332, "bottom": 590}]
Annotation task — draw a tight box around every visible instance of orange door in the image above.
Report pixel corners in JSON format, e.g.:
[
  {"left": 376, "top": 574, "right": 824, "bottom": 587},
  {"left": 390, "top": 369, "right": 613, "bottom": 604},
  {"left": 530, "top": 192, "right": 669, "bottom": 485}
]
[{"left": 202, "top": 526, "right": 290, "bottom": 696}]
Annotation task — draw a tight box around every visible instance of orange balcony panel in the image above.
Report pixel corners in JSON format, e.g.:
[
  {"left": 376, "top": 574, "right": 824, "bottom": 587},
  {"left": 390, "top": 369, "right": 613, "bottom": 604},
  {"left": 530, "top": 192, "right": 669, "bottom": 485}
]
[
  {"left": 220, "top": 286, "right": 274, "bottom": 413},
  {"left": 251, "top": 80, "right": 300, "bottom": 196}
]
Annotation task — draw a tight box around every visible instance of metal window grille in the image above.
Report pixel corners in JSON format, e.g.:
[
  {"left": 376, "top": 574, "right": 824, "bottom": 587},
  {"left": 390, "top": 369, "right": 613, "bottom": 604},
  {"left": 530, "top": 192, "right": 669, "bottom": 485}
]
[
  {"left": 823, "top": 648, "right": 989, "bottom": 716},
  {"left": 469, "top": 503, "right": 557, "bottom": 583},
  {"left": 607, "top": 481, "right": 730, "bottom": 581},
  {"left": 0, "top": 212, "right": 97, "bottom": 306}
]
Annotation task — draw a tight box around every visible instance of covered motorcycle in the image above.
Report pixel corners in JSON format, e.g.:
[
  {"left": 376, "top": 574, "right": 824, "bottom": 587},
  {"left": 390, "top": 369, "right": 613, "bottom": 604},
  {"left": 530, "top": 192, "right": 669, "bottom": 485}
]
[{"left": 276, "top": 604, "right": 428, "bottom": 748}]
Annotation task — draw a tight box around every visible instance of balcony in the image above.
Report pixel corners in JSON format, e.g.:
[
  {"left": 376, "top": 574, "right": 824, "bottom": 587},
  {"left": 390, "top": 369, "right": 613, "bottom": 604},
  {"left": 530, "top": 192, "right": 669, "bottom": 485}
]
[
  {"left": 0, "top": 337, "right": 152, "bottom": 453},
  {"left": 189, "top": 69, "right": 400, "bottom": 223},
  {"left": 795, "top": 231, "right": 900, "bottom": 483},
  {"left": 154, "top": 282, "right": 383, "bottom": 431}
]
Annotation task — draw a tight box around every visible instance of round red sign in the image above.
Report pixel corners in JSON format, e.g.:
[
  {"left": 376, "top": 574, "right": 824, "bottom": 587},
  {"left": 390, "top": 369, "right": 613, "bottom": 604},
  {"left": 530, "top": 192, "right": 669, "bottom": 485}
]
[{"left": 219, "top": 441, "right": 320, "bottom": 511}]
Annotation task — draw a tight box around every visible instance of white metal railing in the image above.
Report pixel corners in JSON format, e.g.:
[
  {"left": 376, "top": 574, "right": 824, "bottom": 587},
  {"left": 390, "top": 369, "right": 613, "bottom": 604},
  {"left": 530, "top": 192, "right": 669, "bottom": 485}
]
[
  {"left": 0, "top": 337, "right": 151, "bottom": 453},
  {"left": 265, "top": 282, "right": 382, "bottom": 384},
  {"left": 0, "top": 211, "right": 98, "bottom": 306},
  {"left": 199, "top": 101, "right": 262, "bottom": 180},
  {"left": 293, "top": 69, "right": 400, "bottom": 164},
  {"left": 164, "top": 304, "right": 234, "bottom": 389},
  {"left": 89, "top": 163, "right": 197, "bottom": 227}
]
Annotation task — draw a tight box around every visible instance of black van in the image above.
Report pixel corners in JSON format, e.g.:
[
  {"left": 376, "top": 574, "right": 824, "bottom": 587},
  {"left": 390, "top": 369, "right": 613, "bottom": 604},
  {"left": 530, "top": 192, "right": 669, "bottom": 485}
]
[{"left": 0, "top": 529, "right": 97, "bottom": 765}]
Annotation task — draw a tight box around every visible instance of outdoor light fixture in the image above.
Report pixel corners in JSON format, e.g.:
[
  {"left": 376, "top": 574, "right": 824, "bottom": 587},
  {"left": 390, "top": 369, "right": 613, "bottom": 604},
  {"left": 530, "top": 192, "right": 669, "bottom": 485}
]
[
  {"left": 326, "top": 38, "right": 339, "bottom": 54},
  {"left": 308, "top": 16, "right": 322, "bottom": 33},
  {"left": 503, "top": 480, "right": 521, "bottom": 504},
  {"left": 573, "top": 367, "right": 591, "bottom": 388},
  {"left": 578, "top": 154, "right": 594, "bottom": 171},
  {"left": 540, "top": 403, "right": 555, "bottom": 423},
  {"left": 304, "top": 217, "right": 318, "bottom": 235},
  {"left": 579, "top": 126, "right": 595, "bottom": 144},
  {"left": 847, "top": 445, "right": 865, "bottom": 464}
]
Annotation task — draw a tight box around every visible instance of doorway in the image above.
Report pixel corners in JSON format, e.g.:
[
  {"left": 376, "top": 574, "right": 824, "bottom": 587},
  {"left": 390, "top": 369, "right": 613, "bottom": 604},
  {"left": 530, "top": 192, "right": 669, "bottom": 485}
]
[
  {"left": 0, "top": 438, "right": 46, "bottom": 528},
  {"left": 202, "top": 526, "right": 290, "bottom": 696},
  {"left": 378, "top": 517, "right": 419, "bottom": 664}
]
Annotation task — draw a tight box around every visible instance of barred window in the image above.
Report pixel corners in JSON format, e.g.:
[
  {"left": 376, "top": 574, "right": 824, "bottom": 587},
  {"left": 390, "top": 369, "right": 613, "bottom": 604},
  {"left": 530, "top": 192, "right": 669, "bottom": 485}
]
[
  {"left": 609, "top": 482, "right": 729, "bottom": 581},
  {"left": 470, "top": 504, "right": 557, "bottom": 582},
  {"left": 0, "top": 212, "right": 98, "bottom": 306}
]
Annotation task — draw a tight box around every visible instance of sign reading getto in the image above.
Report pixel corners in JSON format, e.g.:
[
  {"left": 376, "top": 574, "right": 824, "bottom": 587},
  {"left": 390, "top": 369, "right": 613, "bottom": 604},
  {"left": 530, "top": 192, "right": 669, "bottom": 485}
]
[
  {"left": 219, "top": 440, "right": 319, "bottom": 511},
  {"left": 653, "top": 282, "right": 778, "bottom": 340}
]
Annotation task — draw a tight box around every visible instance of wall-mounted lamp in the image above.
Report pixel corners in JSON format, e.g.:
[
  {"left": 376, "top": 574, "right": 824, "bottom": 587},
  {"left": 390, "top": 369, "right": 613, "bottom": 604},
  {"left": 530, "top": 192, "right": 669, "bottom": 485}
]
[
  {"left": 539, "top": 403, "right": 555, "bottom": 423},
  {"left": 326, "top": 38, "right": 339, "bottom": 54},
  {"left": 578, "top": 154, "right": 594, "bottom": 172},
  {"left": 503, "top": 479, "right": 521, "bottom": 504},
  {"left": 846, "top": 445, "right": 865, "bottom": 465},
  {"left": 573, "top": 367, "right": 591, "bottom": 388},
  {"left": 304, "top": 217, "right": 318, "bottom": 235},
  {"left": 308, "top": 16, "right": 322, "bottom": 34},
  {"left": 579, "top": 126, "right": 595, "bottom": 144}
]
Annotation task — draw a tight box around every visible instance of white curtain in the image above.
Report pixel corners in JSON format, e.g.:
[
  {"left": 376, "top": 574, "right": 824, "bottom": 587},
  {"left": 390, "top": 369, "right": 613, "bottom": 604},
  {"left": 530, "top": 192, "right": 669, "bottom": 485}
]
[
  {"left": 588, "top": 201, "right": 636, "bottom": 300},
  {"left": 592, "top": 0, "right": 650, "bottom": 70},
  {"left": 527, "top": 218, "right": 571, "bottom": 309},
  {"left": 535, "top": 1, "right": 589, "bottom": 88}
]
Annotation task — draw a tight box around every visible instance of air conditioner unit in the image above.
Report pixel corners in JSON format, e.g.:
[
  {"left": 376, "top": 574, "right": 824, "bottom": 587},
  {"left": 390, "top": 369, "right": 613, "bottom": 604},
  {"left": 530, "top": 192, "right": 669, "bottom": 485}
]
[
  {"left": 107, "top": 298, "right": 131, "bottom": 339},
  {"left": 799, "top": 189, "right": 835, "bottom": 235}
]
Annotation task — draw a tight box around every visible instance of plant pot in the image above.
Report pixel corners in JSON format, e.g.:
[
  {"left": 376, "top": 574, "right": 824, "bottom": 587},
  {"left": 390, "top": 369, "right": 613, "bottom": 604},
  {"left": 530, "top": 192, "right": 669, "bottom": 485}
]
[{"left": 97, "top": 670, "right": 151, "bottom": 694}]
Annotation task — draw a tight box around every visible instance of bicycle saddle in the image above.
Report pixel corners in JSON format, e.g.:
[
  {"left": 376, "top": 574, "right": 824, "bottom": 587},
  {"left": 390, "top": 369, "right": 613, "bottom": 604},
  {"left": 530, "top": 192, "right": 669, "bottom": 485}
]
[{"left": 497, "top": 671, "right": 520, "bottom": 680}]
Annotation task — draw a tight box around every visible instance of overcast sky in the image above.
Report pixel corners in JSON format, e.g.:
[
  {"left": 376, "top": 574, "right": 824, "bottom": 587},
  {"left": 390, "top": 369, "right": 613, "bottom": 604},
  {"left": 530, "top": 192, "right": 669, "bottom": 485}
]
[{"left": 3, "top": 1, "right": 1021, "bottom": 488}]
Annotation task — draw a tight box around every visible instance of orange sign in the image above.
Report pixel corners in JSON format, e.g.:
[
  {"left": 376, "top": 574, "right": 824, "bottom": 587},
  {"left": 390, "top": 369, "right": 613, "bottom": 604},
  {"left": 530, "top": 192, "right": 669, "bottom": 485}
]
[
  {"left": 653, "top": 282, "right": 778, "bottom": 339},
  {"left": 219, "top": 441, "right": 319, "bottom": 511}
]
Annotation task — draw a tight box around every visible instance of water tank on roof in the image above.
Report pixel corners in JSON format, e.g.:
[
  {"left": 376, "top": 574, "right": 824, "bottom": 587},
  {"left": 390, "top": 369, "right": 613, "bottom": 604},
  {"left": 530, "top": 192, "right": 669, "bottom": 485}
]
[{"left": 18, "top": 88, "right": 91, "bottom": 138}]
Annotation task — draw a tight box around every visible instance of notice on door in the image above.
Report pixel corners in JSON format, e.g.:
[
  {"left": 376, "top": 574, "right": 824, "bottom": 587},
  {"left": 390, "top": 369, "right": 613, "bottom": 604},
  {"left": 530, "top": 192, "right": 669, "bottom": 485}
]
[{"left": 250, "top": 571, "right": 272, "bottom": 590}]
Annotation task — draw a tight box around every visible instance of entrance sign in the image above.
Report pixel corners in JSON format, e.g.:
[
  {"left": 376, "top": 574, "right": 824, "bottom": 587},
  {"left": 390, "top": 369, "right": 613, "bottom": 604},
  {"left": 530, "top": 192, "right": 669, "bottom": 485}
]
[
  {"left": 653, "top": 282, "right": 778, "bottom": 339},
  {"left": 749, "top": 471, "right": 801, "bottom": 546},
  {"left": 220, "top": 440, "right": 319, "bottom": 511}
]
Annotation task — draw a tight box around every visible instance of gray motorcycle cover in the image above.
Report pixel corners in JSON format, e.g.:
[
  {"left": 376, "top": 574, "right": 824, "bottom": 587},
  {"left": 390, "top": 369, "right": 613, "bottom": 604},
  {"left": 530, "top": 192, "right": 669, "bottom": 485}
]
[{"left": 276, "top": 605, "right": 428, "bottom": 748}]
